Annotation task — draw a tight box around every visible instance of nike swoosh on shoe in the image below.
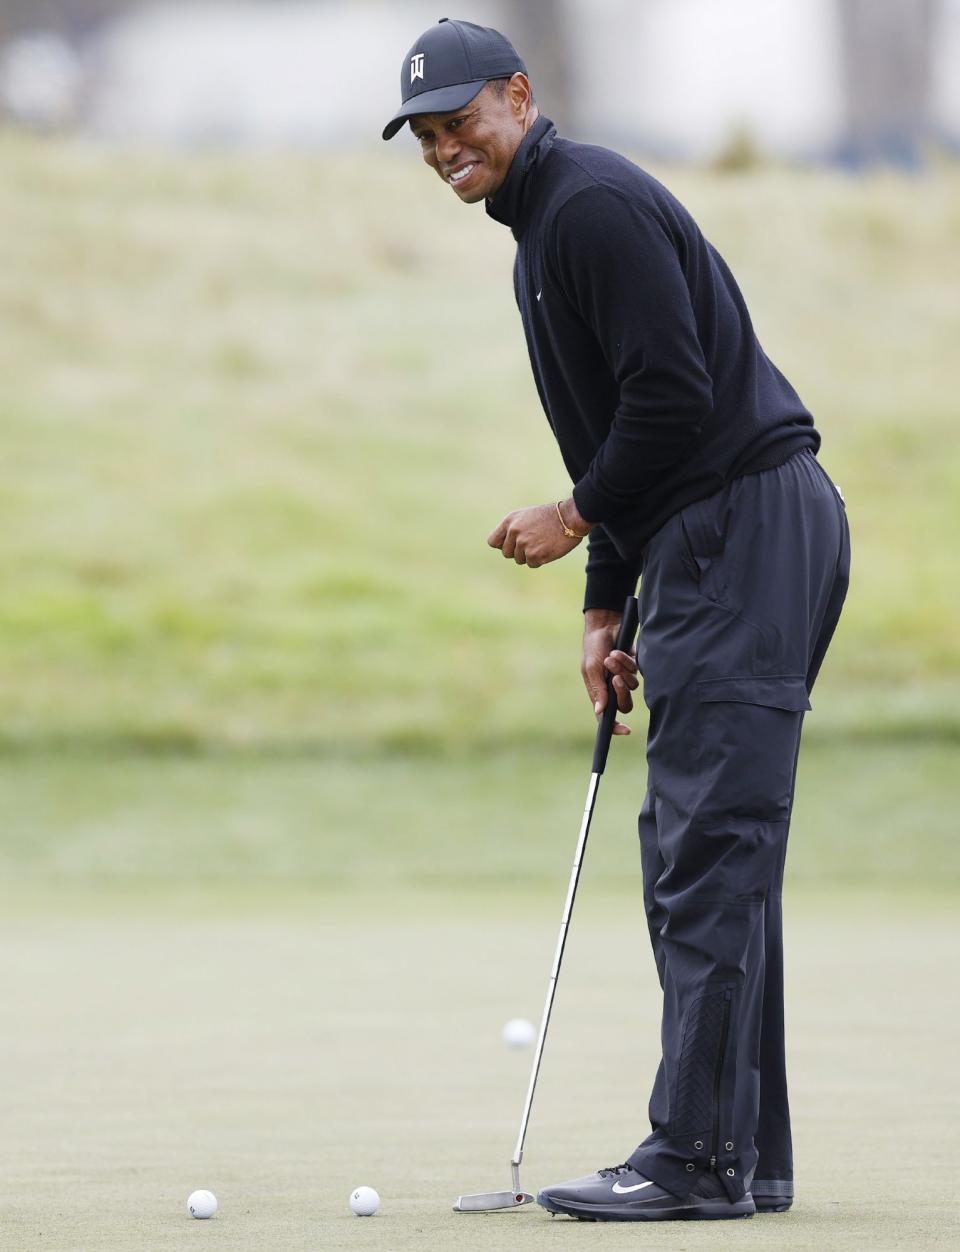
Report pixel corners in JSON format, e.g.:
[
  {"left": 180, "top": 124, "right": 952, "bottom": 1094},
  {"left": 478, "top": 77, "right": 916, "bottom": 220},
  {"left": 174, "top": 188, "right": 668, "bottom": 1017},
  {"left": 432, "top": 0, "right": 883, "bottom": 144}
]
[{"left": 611, "top": 1180, "right": 654, "bottom": 1194}]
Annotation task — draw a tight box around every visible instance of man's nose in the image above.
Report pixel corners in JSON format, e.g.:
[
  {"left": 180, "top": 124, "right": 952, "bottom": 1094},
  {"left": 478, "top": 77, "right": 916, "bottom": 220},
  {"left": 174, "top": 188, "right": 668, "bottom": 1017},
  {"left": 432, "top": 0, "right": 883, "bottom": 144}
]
[{"left": 436, "top": 130, "right": 462, "bottom": 165}]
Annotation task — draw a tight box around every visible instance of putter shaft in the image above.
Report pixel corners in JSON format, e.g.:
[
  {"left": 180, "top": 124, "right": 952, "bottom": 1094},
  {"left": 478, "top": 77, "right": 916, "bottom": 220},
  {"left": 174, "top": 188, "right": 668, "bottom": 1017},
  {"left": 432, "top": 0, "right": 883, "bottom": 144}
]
[
  {"left": 511, "top": 771, "right": 601, "bottom": 1177},
  {"left": 454, "top": 595, "right": 640, "bottom": 1213}
]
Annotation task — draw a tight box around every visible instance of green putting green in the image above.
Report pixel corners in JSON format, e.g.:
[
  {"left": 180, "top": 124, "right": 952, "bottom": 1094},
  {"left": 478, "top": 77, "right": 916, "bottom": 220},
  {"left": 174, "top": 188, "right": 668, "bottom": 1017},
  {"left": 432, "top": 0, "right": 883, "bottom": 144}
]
[{"left": 1, "top": 893, "right": 957, "bottom": 1251}]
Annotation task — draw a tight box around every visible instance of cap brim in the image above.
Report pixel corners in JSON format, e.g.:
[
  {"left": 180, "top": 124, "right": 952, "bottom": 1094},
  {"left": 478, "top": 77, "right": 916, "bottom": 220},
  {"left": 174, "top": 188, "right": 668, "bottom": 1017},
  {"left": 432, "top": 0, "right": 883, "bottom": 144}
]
[{"left": 381, "top": 80, "right": 487, "bottom": 140}]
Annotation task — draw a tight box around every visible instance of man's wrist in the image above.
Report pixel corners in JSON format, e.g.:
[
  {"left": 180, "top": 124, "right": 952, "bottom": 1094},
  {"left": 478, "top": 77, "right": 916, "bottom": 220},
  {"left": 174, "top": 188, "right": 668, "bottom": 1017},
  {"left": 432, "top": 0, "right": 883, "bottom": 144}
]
[
  {"left": 584, "top": 607, "right": 622, "bottom": 631},
  {"left": 559, "top": 495, "right": 595, "bottom": 536}
]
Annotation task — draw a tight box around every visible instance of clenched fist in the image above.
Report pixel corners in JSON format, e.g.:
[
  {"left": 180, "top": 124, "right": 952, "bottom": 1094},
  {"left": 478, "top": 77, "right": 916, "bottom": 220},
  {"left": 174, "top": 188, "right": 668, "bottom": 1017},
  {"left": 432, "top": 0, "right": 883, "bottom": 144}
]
[{"left": 487, "top": 498, "right": 593, "bottom": 568}]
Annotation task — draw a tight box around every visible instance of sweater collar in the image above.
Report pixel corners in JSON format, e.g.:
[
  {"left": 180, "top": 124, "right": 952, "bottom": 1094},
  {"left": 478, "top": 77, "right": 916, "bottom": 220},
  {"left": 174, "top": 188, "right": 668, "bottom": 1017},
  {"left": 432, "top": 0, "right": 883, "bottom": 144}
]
[{"left": 485, "top": 114, "right": 557, "bottom": 240}]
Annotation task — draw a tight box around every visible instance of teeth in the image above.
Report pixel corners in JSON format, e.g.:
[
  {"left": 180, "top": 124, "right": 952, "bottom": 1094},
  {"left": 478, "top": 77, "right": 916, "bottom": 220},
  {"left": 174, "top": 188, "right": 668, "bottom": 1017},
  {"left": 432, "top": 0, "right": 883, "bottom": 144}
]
[{"left": 450, "top": 163, "right": 476, "bottom": 183}]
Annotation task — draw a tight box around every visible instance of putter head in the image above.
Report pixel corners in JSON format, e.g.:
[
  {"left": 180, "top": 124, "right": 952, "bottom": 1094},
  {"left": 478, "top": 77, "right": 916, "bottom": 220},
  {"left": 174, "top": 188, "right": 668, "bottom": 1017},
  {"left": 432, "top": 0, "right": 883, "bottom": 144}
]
[{"left": 453, "top": 1189, "right": 535, "bottom": 1212}]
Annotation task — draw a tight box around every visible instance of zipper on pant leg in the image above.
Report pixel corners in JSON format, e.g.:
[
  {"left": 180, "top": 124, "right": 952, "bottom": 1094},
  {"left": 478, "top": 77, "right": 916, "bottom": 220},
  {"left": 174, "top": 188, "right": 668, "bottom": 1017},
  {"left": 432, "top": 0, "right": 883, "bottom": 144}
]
[{"left": 710, "top": 989, "right": 733, "bottom": 1170}]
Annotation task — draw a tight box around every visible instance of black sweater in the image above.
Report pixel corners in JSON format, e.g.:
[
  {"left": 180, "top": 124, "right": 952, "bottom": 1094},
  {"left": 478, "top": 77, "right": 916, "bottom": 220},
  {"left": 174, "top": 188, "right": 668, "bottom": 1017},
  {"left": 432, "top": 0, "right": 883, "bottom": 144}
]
[{"left": 486, "top": 116, "right": 819, "bottom": 611}]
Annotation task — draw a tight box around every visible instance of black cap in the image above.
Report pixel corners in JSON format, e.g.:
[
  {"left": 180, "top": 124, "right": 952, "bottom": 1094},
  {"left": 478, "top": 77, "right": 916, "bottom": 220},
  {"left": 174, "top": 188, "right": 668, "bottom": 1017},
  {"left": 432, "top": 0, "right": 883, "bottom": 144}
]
[{"left": 382, "top": 18, "right": 526, "bottom": 141}]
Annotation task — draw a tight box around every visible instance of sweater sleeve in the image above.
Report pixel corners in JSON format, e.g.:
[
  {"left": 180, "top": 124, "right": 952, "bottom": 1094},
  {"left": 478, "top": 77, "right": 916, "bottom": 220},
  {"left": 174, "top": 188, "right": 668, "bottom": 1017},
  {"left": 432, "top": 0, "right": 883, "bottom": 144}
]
[
  {"left": 552, "top": 185, "right": 714, "bottom": 524},
  {"left": 583, "top": 525, "right": 642, "bottom": 613}
]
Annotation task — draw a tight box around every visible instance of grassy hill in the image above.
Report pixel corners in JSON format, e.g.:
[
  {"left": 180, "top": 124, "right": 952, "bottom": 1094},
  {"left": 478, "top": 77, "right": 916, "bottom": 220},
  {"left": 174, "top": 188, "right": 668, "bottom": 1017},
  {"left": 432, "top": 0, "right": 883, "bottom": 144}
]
[{"left": 1, "top": 134, "right": 958, "bottom": 754}]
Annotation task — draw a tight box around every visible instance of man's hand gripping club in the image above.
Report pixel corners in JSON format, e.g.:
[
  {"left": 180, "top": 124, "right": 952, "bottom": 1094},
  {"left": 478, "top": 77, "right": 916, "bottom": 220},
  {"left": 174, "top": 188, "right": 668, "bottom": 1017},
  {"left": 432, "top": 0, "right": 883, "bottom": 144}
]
[{"left": 582, "top": 608, "right": 640, "bottom": 736}]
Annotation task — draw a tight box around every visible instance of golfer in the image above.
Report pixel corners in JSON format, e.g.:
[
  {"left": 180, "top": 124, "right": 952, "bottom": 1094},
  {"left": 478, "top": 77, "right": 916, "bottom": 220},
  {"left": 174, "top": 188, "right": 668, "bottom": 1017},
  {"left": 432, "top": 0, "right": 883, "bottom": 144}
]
[{"left": 384, "top": 19, "right": 850, "bottom": 1222}]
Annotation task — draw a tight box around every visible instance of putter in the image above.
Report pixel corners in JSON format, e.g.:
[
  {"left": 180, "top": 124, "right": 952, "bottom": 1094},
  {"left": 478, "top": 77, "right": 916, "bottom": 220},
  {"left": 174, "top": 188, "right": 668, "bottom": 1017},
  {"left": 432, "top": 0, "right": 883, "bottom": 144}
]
[{"left": 454, "top": 594, "right": 641, "bottom": 1213}]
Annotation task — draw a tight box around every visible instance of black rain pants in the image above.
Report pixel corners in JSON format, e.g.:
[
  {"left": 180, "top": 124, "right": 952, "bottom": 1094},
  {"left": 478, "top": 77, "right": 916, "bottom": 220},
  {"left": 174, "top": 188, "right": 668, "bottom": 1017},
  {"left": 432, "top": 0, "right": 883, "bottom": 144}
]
[{"left": 626, "top": 448, "right": 850, "bottom": 1204}]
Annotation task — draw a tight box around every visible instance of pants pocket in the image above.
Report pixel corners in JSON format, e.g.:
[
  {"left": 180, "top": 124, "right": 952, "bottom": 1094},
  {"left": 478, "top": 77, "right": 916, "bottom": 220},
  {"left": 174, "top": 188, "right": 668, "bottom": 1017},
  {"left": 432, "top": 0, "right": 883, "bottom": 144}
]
[
  {"left": 695, "top": 676, "right": 810, "bottom": 819},
  {"left": 679, "top": 493, "right": 726, "bottom": 582}
]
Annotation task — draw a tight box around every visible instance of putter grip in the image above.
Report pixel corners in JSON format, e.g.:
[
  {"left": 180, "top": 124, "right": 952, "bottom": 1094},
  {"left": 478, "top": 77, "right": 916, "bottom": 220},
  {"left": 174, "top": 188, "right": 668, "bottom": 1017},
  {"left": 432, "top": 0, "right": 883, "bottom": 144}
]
[{"left": 591, "top": 594, "right": 640, "bottom": 775}]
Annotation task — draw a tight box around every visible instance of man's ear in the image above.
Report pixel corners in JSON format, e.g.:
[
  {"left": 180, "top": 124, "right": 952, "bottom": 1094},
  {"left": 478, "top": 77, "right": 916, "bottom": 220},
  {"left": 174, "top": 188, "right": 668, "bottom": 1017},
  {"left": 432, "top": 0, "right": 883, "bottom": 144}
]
[{"left": 507, "top": 72, "right": 534, "bottom": 118}]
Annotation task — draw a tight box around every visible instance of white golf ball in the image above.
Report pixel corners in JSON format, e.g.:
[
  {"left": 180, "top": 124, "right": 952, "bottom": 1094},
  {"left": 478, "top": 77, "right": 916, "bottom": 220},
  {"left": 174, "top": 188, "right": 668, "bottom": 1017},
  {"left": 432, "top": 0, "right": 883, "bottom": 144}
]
[
  {"left": 349, "top": 1185, "right": 380, "bottom": 1216},
  {"left": 187, "top": 1189, "right": 218, "bottom": 1219},
  {"left": 502, "top": 1017, "right": 536, "bottom": 1048}
]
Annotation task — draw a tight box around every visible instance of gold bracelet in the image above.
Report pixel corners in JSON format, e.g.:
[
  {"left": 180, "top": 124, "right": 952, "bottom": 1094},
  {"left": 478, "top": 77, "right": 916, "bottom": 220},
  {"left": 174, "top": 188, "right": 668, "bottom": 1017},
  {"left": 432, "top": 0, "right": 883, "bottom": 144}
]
[{"left": 556, "top": 500, "right": 586, "bottom": 539}]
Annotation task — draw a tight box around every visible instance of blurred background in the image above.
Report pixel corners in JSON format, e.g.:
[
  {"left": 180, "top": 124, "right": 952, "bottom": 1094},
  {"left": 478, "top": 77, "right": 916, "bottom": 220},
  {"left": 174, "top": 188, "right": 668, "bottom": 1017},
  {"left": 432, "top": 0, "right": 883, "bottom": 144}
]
[
  {"left": 1, "top": 0, "right": 959, "bottom": 161},
  {"left": 1, "top": 3, "right": 958, "bottom": 1249}
]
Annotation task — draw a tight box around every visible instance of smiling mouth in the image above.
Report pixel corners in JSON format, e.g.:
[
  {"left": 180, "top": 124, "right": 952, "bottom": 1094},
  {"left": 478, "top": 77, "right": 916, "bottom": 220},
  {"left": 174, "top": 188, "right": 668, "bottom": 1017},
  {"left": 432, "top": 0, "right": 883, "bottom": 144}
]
[{"left": 448, "top": 162, "right": 479, "bottom": 186}]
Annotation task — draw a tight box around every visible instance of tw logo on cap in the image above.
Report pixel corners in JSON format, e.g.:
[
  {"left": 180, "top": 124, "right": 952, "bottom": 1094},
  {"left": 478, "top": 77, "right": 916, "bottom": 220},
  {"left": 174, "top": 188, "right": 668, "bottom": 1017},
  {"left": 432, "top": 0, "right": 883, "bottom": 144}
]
[{"left": 410, "top": 53, "right": 425, "bottom": 83}]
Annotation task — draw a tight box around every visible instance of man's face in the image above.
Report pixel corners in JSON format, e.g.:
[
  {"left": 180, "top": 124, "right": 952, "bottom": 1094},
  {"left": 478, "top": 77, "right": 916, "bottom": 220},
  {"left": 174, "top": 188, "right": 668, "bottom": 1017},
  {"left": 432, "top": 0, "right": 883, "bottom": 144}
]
[{"left": 409, "top": 75, "right": 536, "bottom": 204}]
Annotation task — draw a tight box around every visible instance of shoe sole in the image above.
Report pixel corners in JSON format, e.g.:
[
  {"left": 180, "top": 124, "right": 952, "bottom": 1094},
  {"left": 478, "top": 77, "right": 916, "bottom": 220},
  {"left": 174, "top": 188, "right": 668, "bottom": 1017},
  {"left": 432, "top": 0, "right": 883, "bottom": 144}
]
[
  {"left": 537, "top": 1194, "right": 755, "bottom": 1222},
  {"left": 755, "top": 1198, "right": 793, "bottom": 1212}
]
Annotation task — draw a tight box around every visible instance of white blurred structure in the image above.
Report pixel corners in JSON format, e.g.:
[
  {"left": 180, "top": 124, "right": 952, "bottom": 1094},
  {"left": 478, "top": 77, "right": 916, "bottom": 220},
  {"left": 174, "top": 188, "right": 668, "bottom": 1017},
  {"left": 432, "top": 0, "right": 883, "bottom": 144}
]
[
  {"left": 82, "top": 0, "right": 498, "bottom": 146},
  {"left": 2, "top": 0, "right": 959, "bottom": 156},
  {"left": 939, "top": 4, "right": 960, "bottom": 133},
  {"left": 0, "top": 32, "right": 83, "bottom": 128},
  {"left": 601, "top": 0, "right": 845, "bottom": 158}
]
